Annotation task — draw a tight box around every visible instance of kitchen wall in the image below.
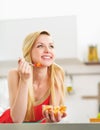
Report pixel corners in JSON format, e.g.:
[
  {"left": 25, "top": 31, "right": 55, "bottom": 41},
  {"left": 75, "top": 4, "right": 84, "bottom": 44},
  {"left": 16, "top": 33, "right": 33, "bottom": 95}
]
[
  {"left": 56, "top": 59, "right": 100, "bottom": 123},
  {"left": 0, "top": 0, "right": 100, "bottom": 123},
  {"left": 0, "top": 15, "right": 77, "bottom": 60},
  {"left": 0, "top": 0, "right": 100, "bottom": 61}
]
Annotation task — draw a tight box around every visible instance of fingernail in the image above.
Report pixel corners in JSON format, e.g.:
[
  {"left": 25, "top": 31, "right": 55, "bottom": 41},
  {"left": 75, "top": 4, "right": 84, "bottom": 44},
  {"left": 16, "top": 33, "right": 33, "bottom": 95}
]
[{"left": 18, "top": 57, "right": 21, "bottom": 63}]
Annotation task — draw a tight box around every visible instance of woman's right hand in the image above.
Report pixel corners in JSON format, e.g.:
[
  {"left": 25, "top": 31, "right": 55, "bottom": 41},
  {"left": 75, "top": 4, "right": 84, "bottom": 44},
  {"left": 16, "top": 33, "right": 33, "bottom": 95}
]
[{"left": 18, "top": 58, "right": 32, "bottom": 82}]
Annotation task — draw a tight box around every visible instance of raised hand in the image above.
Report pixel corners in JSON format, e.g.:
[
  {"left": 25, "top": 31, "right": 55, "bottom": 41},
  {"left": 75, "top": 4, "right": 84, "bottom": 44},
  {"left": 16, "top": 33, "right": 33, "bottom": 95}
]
[{"left": 18, "top": 58, "right": 32, "bottom": 82}]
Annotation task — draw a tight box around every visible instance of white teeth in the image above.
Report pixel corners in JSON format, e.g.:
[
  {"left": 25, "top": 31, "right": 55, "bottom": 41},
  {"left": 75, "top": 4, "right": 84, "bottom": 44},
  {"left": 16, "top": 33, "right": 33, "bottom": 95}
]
[{"left": 42, "top": 56, "right": 51, "bottom": 59}]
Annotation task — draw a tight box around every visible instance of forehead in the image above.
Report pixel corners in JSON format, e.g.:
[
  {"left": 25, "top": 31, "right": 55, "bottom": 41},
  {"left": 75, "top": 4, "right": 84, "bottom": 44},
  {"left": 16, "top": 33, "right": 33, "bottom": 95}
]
[{"left": 35, "top": 34, "right": 53, "bottom": 43}]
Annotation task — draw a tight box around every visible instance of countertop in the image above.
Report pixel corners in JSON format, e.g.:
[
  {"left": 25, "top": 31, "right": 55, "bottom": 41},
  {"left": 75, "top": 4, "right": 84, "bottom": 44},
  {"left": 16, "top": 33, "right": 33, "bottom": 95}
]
[{"left": 0, "top": 123, "right": 100, "bottom": 130}]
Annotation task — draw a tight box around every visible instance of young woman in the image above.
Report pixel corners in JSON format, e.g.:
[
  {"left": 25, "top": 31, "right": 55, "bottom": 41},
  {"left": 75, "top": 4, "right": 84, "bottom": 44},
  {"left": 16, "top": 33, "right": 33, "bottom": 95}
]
[{"left": 0, "top": 31, "right": 67, "bottom": 123}]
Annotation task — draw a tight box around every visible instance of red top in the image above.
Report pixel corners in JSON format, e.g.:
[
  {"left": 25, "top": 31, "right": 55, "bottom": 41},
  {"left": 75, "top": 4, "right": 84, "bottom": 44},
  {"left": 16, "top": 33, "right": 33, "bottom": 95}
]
[{"left": 0, "top": 94, "right": 50, "bottom": 123}]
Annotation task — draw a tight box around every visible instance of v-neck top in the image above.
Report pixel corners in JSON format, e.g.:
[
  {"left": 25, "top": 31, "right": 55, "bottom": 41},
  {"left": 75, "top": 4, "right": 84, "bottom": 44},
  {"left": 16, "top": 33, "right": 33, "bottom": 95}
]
[{"left": 0, "top": 89, "right": 51, "bottom": 123}]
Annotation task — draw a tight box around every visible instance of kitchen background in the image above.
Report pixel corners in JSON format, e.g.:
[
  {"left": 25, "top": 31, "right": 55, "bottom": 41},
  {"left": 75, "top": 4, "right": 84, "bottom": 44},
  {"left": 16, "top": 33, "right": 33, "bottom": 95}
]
[{"left": 0, "top": 0, "right": 100, "bottom": 123}]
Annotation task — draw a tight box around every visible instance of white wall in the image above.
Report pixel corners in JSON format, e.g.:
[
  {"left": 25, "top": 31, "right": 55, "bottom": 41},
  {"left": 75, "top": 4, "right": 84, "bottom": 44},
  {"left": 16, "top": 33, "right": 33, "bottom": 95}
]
[
  {"left": 1, "top": 0, "right": 100, "bottom": 61},
  {"left": 65, "top": 75, "right": 100, "bottom": 123},
  {"left": 57, "top": 60, "right": 100, "bottom": 123},
  {"left": 0, "top": 16, "right": 77, "bottom": 60}
]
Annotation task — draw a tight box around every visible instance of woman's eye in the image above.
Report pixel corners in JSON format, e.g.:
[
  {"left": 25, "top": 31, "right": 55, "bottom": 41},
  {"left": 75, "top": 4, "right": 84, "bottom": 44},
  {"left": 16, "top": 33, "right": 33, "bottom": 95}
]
[
  {"left": 50, "top": 45, "right": 54, "bottom": 48},
  {"left": 37, "top": 45, "right": 43, "bottom": 48},
  {"left": 37, "top": 44, "right": 54, "bottom": 49}
]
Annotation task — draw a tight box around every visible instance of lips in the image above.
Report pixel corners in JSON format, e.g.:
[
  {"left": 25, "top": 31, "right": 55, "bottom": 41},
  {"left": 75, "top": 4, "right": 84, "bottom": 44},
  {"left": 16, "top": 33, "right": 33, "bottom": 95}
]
[{"left": 41, "top": 55, "right": 52, "bottom": 59}]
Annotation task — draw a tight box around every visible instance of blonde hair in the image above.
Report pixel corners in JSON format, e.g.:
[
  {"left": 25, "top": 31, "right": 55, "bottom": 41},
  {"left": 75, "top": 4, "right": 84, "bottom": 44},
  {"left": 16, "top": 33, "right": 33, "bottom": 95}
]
[{"left": 22, "top": 31, "right": 65, "bottom": 121}]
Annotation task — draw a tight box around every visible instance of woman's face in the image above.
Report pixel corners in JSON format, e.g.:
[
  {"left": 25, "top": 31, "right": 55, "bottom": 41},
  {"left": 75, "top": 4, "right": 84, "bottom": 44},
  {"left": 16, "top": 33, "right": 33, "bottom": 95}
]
[{"left": 31, "top": 34, "right": 55, "bottom": 67}]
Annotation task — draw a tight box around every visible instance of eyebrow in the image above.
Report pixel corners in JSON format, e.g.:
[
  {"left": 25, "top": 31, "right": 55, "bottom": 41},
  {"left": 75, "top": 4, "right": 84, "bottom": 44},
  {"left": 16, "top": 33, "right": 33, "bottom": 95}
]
[{"left": 37, "top": 42, "right": 54, "bottom": 45}]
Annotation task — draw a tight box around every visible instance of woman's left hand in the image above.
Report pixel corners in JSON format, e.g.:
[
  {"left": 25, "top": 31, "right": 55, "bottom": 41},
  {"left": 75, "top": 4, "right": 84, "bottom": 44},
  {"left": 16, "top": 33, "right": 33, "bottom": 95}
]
[{"left": 43, "top": 109, "right": 67, "bottom": 122}]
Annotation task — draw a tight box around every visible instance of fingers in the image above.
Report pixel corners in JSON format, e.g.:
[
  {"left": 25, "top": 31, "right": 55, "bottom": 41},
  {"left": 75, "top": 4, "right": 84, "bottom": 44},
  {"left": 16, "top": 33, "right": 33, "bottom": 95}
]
[
  {"left": 42, "top": 105, "right": 67, "bottom": 123},
  {"left": 43, "top": 109, "right": 66, "bottom": 123},
  {"left": 62, "top": 112, "right": 67, "bottom": 118},
  {"left": 18, "top": 58, "right": 29, "bottom": 72},
  {"left": 56, "top": 111, "right": 62, "bottom": 122},
  {"left": 19, "top": 61, "right": 29, "bottom": 74},
  {"left": 50, "top": 111, "right": 61, "bottom": 122},
  {"left": 18, "top": 58, "right": 31, "bottom": 80},
  {"left": 43, "top": 110, "right": 56, "bottom": 122},
  {"left": 18, "top": 57, "right": 22, "bottom": 64}
]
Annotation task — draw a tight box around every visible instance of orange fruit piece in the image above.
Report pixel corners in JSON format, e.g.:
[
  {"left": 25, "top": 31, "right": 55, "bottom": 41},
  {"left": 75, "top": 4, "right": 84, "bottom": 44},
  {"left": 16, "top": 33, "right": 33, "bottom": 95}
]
[
  {"left": 42, "top": 105, "right": 53, "bottom": 112},
  {"left": 34, "top": 63, "right": 42, "bottom": 67},
  {"left": 59, "top": 105, "right": 67, "bottom": 113},
  {"left": 42, "top": 105, "right": 67, "bottom": 114}
]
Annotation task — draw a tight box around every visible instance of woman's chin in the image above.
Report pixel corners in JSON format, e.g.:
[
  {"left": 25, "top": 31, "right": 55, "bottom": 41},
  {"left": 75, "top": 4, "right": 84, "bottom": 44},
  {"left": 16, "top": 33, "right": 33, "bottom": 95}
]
[{"left": 42, "top": 63, "right": 52, "bottom": 67}]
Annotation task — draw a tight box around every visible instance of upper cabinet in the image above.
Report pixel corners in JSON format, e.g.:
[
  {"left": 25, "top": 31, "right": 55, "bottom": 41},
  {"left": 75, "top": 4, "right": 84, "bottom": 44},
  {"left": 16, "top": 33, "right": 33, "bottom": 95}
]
[{"left": 0, "top": 15, "right": 77, "bottom": 61}]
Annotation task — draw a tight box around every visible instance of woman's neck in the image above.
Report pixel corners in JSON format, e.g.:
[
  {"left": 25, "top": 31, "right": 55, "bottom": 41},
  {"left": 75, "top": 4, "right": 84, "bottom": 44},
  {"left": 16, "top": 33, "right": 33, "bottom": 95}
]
[{"left": 33, "top": 67, "right": 49, "bottom": 87}]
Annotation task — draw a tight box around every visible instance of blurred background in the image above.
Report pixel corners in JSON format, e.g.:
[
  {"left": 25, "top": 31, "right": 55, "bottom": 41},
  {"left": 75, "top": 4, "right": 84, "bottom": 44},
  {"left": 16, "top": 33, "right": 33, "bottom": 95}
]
[{"left": 0, "top": 0, "right": 100, "bottom": 123}]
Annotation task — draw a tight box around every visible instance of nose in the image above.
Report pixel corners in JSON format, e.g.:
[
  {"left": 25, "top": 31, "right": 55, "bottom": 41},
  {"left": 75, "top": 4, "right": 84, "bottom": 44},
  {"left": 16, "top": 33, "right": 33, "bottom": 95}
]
[{"left": 44, "top": 46, "right": 50, "bottom": 53}]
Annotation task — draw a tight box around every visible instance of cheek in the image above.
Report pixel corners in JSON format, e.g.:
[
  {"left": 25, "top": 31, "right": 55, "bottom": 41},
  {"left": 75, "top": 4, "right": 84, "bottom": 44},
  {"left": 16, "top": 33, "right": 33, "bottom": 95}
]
[
  {"left": 31, "top": 50, "right": 36, "bottom": 60},
  {"left": 53, "top": 55, "right": 56, "bottom": 61},
  {"left": 52, "top": 51, "right": 55, "bottom": 58},
  {"left": 31, "top": 49, "right": 39, "bottom": 56},
  {"left": 31, "top": 50, "right": 41, "bottom": 60}
]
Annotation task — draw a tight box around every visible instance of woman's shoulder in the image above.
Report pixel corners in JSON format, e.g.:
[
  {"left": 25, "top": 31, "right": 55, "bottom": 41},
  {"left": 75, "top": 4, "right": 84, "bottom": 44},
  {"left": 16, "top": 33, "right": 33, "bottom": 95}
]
[{"left": 7, "top": 68, "right": 19, "bottom": 78}]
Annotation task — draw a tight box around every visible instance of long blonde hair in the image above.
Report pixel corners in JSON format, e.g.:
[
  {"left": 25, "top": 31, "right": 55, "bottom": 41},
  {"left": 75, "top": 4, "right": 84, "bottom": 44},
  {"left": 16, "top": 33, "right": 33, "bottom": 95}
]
[{"left": 22, "top": 31, "right": 65, "bottom": 121}]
